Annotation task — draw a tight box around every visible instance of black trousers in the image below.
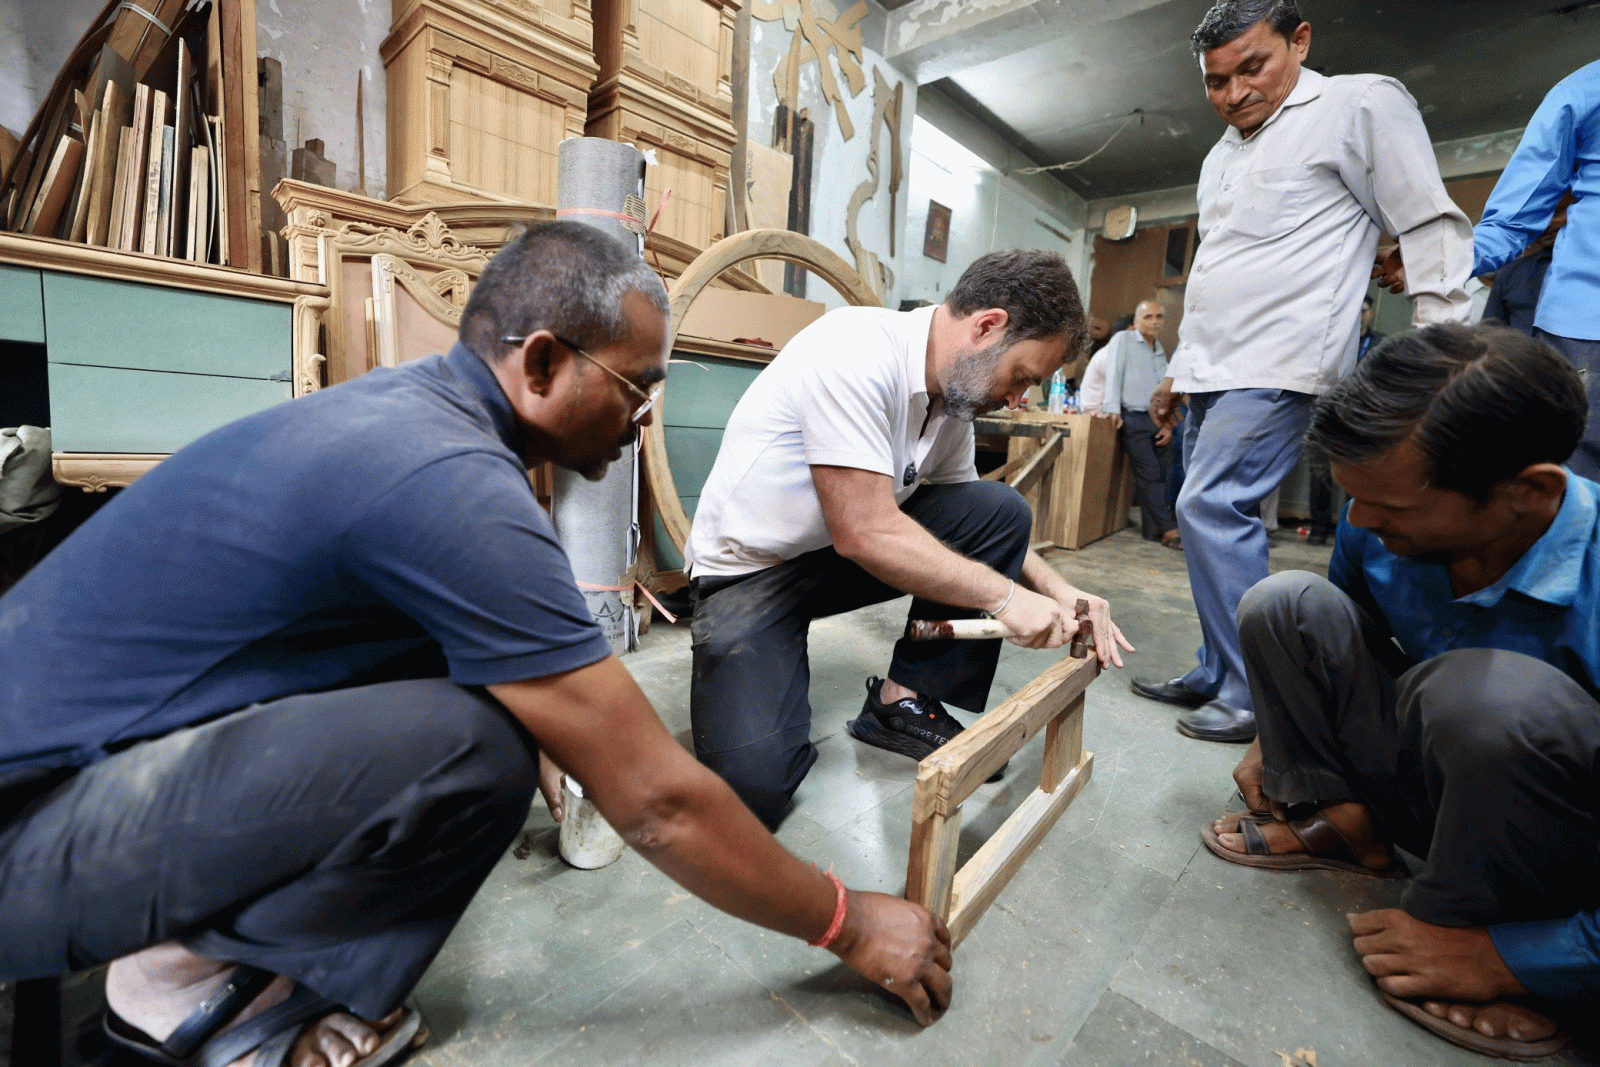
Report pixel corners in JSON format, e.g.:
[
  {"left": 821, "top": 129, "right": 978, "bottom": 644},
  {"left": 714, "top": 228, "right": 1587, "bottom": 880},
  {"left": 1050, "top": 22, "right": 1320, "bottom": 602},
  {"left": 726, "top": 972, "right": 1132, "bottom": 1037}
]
[
  {"left": 1118, "top": 410, "right": 1176, "bottom": 540},
  {"left": 0, "top": 679, "right": 537, "bottom": 1019},
  {"left": 1238, "top": 571, "right": 1600, "bottom": 928},
  {"left": 690, "top": 480, "right": 1033, "bottom": 828},
  {"left": 1305, "top": 443, "right": 1338, "bottom": 538}
]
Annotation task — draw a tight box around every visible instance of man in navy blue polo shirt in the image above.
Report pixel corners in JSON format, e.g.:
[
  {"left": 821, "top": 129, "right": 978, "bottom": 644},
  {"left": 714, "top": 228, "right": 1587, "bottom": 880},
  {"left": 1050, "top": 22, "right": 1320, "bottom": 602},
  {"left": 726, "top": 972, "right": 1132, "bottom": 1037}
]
[
  {"left": 1196, "top": 323, "right": 1598, "bottom": 1059},
  {"left": 0, "top": 222, "right": 954, "bottom": 1067}
]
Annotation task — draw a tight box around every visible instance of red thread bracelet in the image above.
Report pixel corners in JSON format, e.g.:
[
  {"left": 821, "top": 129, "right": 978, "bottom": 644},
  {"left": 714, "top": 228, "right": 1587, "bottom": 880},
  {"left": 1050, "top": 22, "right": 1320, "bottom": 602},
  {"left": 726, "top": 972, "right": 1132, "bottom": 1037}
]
[{"left": 809, "top": 871, "right": 847, "bottom": 948}]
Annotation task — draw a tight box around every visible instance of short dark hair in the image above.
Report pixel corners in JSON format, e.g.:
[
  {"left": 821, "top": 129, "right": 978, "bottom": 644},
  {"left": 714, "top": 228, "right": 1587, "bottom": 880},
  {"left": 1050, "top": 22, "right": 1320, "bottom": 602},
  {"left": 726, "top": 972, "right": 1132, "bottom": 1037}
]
[
  {"left": 1307, "top": 323, "right": 1587, "bottom": 501},
  {"left": 459, "top": 220, "right": 669, "bottom": 362},
  {"left": 944, "top": 249, "right": 1087, "bottom": 360},
  {"left": 1191, "top": 0, "right": 1304, "bottom": 59}
]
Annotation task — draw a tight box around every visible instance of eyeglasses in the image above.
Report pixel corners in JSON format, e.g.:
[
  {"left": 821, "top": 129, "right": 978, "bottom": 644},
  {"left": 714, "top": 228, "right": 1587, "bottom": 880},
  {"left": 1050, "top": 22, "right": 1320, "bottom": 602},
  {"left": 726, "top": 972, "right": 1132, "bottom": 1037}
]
[{"left": 502, "top": 333, "right": 662, "bottom": 423}]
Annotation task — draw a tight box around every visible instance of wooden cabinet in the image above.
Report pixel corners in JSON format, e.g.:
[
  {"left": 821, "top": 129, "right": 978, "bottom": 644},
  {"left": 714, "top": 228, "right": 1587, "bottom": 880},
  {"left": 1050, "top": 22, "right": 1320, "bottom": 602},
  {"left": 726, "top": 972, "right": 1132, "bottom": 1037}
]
[
  {"left": 41, "top": 274, "right": 293, "bottom": 454},
  {"left": 0, "top": 265, "right": 46, "bottom": 343},
  {"left": 382, "top": 0, "right": 599, "bottom": 206},
  {"left": 1004, "top": 412, "right": 1134, "bottom": 550},
  {"left": 0, "top": 233, "right": 325, "bottom": 490},
  {"left": 586, "top": 0, "right": 739, "bottom": 250}
]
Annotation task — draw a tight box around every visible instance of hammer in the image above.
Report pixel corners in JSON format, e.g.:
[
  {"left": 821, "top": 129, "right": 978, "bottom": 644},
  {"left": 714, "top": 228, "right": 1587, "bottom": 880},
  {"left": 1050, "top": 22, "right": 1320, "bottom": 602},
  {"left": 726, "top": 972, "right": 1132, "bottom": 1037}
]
[{"left": 907, "top": 599, "right": 1096, "bottom": 658}]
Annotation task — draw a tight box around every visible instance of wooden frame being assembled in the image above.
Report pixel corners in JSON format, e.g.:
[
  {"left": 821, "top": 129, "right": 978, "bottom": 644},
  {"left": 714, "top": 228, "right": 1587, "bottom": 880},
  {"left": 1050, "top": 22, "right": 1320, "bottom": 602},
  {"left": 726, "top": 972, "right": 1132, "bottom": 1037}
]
[{"left": 905, "top": 652, "right": 1098, "bottom": 946}]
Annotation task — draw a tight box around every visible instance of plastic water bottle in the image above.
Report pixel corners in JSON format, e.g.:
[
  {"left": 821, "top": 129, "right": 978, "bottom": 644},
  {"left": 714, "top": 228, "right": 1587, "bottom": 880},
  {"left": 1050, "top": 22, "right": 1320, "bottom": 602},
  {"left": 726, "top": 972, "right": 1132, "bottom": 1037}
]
[{"left": 1047, "top": 370, "right": 1066, "bottom": 414}]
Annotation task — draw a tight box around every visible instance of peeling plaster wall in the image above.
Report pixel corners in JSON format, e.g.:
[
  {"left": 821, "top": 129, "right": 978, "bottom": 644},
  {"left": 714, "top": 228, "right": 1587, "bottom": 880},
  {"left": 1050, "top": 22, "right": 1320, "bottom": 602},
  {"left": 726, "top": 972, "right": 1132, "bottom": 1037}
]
[
  {"left": 1, "top": 0, "right": 389, "bottom": 199},
  {"left": 257, "top": 0, "right": 390, "bottom": 199},
  {"left": 902, "top": 87, "right": 1092, "bottom": 308},
  {"left": 0, "top": 0, "right": 108, "bottom": 137},
  {"left": 749, "top": 2, "right": 915, "bottom": 311}
]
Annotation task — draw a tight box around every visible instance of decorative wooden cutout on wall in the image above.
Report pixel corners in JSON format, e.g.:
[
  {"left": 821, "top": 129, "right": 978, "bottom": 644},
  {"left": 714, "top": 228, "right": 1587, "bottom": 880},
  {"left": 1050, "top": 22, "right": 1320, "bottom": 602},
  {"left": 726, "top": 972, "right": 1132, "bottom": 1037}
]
[
  {"left": 752, "top": 0, "right": 865, "bottom": 137},
  {"left": 843, "top": 66, "right": 901, "bottom": 301}
]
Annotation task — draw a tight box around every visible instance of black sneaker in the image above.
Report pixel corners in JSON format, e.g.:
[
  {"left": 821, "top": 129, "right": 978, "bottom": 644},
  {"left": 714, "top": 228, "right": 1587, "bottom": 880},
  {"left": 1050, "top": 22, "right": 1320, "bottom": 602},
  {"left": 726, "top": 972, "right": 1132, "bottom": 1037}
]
[{"left": 846, "top": 677, "right": 1005, "bottom": 781}]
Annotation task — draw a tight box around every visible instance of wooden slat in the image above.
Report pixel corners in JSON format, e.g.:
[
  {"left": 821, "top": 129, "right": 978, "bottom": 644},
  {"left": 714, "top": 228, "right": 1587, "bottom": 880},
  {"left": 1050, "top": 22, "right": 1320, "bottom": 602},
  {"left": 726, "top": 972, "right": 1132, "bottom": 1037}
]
[
  {"left": 972, "top": 416, "right": 1064, "bottom": 439},
  {"left": 980, "top": 452, "right": 1029, "bottom": 483},
  {"left": 945, "top": 752, "right": 1092, "bottom": 946},
  {"left": 914, "top": 653, "right": 1098, "bottom": 819},
  {"left": 903, "top": 806, "right": 961, "bottom": 919},
  {"left": 0, "top": 232, "right": 324, "bottom": 302},
  {"left": 1039, "top": 694, "right": 1084, "bottom": 793},
  {"left": 1008, "top": 430, "right": 1062, "bottom": 499}
]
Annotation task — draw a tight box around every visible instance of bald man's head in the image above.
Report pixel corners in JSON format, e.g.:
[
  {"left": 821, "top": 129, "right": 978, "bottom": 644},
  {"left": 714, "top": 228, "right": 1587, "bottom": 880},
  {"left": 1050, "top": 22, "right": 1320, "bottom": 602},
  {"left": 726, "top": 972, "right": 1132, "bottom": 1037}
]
[{"left": 1133, "top": 301, "right": 1165, "bottom": 346}]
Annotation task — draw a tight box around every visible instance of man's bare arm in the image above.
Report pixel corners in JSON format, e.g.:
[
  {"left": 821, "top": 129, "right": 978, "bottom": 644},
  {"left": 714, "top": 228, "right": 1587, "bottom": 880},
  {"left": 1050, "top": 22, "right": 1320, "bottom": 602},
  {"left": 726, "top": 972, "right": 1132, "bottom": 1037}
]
[
  {"left": 812, "top": 464, "right": 1069, "bottom": 648},
  {"left": 489, "top": 657, "right": 953, "bottom": 1024}
]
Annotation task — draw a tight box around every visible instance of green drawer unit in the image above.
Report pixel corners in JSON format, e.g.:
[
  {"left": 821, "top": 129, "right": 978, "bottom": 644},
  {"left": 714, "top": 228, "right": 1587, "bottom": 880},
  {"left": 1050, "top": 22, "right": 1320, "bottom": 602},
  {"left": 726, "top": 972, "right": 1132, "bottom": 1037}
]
[
  {"left": 0, "top": 264, "right": 45, "bottom": 344},
  {"left": 46, "top": 363, "right": 293, "bottom": 454},
  {"left": 653, "top": 353, "right": 767, "bottom": 570},
  {"left": 41, "top": 271, "right": 292, "bottom": 380}
]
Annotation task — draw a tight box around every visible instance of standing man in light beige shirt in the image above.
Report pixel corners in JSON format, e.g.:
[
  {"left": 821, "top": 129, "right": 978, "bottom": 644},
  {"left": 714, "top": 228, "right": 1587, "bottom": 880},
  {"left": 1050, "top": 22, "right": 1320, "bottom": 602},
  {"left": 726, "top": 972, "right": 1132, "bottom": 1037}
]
[{"left": 1131, "top": 0, "right": 1473, "bottom": 743}]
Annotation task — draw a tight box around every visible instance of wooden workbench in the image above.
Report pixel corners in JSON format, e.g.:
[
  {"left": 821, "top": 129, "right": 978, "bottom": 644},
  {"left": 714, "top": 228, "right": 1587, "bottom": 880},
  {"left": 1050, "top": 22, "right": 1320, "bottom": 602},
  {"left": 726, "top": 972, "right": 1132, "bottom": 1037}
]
[{"left": 983, "top": 411, "right": 1135, "bottom": 549}]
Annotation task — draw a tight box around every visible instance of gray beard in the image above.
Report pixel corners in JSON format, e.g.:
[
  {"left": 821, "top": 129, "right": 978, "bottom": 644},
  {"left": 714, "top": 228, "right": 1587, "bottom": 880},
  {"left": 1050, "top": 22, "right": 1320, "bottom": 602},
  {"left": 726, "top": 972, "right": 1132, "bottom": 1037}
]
[{"left": 941, "top": 341, "right": 1008, "bottom": 422}]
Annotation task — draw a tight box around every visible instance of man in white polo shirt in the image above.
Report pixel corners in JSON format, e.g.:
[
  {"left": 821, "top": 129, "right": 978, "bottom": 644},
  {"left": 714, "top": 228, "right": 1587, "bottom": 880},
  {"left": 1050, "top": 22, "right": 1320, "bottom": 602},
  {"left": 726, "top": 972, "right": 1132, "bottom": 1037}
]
[
  {"left": 686, "top": 250, "right": 1132, "bottom": 828},
  {"left": 1133, "top": 0, "right": 1474, "bottom": 744}
]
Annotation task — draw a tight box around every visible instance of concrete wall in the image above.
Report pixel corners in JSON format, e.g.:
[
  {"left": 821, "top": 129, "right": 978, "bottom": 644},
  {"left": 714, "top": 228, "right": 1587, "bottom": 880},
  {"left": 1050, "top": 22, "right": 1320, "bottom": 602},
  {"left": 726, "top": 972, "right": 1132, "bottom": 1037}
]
[
  {"left": 748, "top": 1, "right": 915, "bottom": 311},
  {"left": 903, "top": 86, "right": 1091, "bottom": 308},
  {"left": 0, "top": 0, "right": 388, "bottom": 200},
  {"left": 256, "top": 0, "right": 391, "bottom": 199},
  {"left": 0, "top": 0, "right": 107, "bottom": 137}
]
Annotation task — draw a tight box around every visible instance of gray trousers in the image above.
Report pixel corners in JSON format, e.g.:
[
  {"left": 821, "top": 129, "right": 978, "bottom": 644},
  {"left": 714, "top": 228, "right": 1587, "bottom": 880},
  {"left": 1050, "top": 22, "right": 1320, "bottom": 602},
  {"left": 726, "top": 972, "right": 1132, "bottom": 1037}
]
[
  {"left": 1238, "top": 571, "right": 1600, "bottom": 928},
  {"left": 0, "top": 679, "right": 537, "bottom": 1019},
  {"left": 1535, "top": 328, "right": 1600, "bottom": 483},
  {"left": 690, "top": 480, "right": 1033, "bottom": 828}
]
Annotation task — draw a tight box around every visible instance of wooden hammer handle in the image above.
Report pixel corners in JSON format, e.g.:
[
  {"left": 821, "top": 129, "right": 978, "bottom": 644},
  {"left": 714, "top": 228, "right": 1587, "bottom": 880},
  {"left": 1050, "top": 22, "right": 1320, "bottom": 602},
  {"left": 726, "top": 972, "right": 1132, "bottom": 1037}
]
[{"left": 906, "top": 618, "right": 1014, "bottom": 641}]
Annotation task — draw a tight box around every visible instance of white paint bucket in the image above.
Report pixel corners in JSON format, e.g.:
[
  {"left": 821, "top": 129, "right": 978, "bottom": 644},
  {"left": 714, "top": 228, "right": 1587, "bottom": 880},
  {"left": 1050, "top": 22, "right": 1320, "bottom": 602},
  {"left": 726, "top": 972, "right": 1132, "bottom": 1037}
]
[{"left": 557, "top": 774, "right": 626, "bottom": 869}]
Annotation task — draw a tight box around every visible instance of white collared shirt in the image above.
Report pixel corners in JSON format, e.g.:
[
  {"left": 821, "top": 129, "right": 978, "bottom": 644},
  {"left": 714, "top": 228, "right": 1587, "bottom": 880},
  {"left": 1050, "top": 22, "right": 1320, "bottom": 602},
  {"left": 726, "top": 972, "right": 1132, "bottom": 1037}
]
[
  {"left": 685, "top": 305, "right": 977, "bottom": 578},
  {"left": 1170, "top": 68, "right": 1473, "bottom": 396}
]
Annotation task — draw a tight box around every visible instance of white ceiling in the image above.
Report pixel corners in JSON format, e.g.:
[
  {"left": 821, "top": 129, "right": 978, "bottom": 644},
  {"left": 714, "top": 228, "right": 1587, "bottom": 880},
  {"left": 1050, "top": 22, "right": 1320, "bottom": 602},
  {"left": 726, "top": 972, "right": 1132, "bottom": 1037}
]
[{"left": 879, "top": 0, "right": 1600, "bottom": 197}]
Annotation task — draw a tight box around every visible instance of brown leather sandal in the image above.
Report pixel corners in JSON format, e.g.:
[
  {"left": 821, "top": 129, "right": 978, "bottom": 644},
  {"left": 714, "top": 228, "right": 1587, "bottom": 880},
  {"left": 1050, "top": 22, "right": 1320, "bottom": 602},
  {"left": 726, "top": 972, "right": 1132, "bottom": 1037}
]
[
  {"left": 1200, "top": 809, "right": 1406, "bottom": 879},
  {"left": 1378, "top": 990, "right": 1565, "bottom": 1061}
]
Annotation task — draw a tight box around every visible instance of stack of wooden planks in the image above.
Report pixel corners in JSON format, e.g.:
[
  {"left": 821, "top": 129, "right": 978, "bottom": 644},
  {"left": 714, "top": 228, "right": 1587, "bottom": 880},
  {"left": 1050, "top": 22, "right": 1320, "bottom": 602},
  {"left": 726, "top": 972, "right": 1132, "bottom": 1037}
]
[{"left": 0, "top": 0, "right": 258, "bottom": 269}]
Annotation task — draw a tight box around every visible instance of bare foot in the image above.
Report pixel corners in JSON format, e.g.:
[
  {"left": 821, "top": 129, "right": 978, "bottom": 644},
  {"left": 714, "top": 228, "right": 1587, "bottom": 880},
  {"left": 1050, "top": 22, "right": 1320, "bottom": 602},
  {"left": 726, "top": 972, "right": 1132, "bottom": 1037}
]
[
  {"left": 1419, "top": 998, "right": 1558, "bottom": 1043},
  {"left": 1349, "top": 909, "right": 1557, "bottom": 1045},
  {"left": 1209, "top": 801, "right": 1392, "bottom": 871},
  {"left": 106, "top": 942, "right": 407, "bottom": 1067}
]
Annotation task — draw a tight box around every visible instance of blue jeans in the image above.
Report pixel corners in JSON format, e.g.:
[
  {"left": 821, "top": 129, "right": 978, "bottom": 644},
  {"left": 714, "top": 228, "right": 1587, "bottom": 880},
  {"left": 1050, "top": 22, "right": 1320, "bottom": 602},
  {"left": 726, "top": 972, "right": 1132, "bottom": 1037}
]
[{"left": 1175, "top": 388, "right": 1314, "bottom": 710}]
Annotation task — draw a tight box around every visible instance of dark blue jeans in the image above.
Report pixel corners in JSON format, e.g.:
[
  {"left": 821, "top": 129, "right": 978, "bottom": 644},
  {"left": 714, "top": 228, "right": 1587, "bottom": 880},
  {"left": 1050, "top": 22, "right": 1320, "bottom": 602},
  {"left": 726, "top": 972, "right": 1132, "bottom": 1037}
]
[
  {"left": 0, "top": 679, "right": 537, "bottom": 1019},
  {"left": 689, "top": 480, "right": 1033, "bottom": 829}
]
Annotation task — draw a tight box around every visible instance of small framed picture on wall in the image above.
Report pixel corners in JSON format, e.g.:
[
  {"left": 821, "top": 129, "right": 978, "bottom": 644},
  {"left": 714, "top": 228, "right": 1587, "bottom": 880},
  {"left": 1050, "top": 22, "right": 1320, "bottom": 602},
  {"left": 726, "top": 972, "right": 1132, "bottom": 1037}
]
[{"left": 923, "top": 201, "right": 951, "bottom": 262}]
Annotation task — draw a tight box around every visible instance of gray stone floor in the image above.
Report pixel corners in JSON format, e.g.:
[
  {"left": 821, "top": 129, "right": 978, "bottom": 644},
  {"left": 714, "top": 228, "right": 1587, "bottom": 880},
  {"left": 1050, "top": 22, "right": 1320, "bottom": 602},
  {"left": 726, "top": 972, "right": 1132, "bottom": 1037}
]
[
  {"left": 403, "top": 528, "right": 1600, "bottom": 1067},
  {"left": 19, "top": 527, "right": 1588, "bottom": 1066}
]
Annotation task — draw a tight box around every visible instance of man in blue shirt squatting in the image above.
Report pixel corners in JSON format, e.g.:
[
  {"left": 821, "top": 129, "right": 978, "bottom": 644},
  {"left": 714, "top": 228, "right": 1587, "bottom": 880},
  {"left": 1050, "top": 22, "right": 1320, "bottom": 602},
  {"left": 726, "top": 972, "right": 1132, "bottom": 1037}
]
[
  {"left": 0, "top": 222, "right": 953, "bottom": 1067},
  {"left": 1198, "top": 323, "right": 1599, "bottom": 1059}
]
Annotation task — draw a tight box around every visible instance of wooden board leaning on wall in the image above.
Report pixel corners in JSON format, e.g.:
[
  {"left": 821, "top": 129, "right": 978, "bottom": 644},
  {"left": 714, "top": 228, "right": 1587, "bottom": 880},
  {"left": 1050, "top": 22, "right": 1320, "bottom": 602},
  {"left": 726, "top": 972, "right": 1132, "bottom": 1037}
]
[{"left": 0, "top": 0, "right": 261, "bottom": 272}]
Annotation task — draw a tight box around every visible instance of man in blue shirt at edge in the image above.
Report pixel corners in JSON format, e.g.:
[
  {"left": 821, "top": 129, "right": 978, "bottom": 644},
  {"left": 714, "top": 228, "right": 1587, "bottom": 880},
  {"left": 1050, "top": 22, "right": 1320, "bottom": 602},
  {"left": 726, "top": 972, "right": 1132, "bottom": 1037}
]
[
  {"left": 1198, "top": 324, "right": 1598, "bottom": 1059},
  {"left": 0, "top": 222, "right": 953, "bottom": 1067},
  {"left": 1385, "top": 58, "right": 1600, "bottom": 480}
]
